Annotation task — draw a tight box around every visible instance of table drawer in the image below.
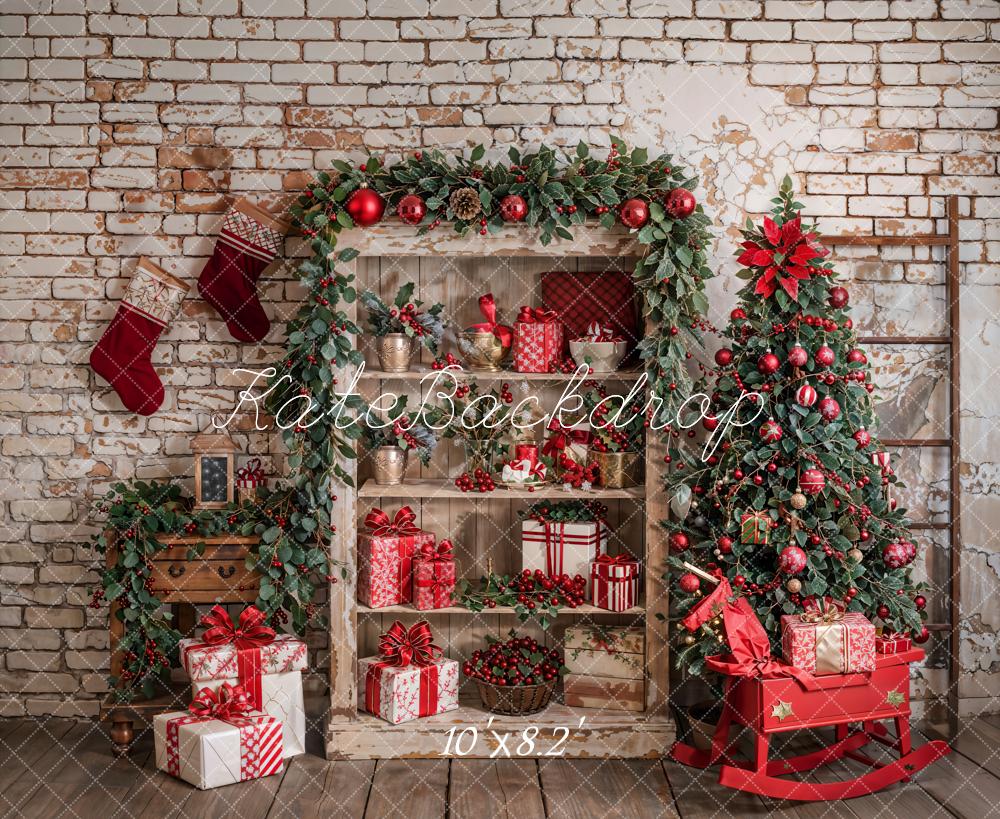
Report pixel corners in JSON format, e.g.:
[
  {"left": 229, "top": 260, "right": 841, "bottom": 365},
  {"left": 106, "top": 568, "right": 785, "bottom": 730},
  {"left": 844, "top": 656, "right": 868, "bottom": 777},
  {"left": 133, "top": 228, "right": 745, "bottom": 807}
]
[{"left": 150, "top": 558, "right": 259, "bottom": 596}]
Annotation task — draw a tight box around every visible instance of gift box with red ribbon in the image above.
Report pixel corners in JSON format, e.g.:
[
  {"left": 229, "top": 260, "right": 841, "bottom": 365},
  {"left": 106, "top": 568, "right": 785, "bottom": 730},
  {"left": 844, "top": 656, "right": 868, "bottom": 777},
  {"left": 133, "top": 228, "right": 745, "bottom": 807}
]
[
  {"left": 357, "top": 505, "right": 434, "bottom": 608},
  {"left": 178, "top": 605, "right": 306, "bottom": 758},
  {"left": 875, "top": 632, "right": 913, "bottom": 654},
  {"left": 542, "top": 419, "right": 591, "bottom": 470},
  {"left": 780, "top": 598, "right": 876, "bottom": 676},
  {"left": 154, "top": 682, "right": 283, "bottom": 790},
  {"left": 412, "top": 539, "right": 457, "bottom": 611},
  {"left": 740, "top": 510, "right": 771, "bottom": 545},
  {"left": 589, "top": 553, "right": 640, "bottom": 612},
  {"left": 522, "top": 517, "right": 607, "bottom": 595},
  {"left": 513, "top": 306, "right": 565, "bottom": 373},
  {"left": 358, "top": 620, "right": 460, "bottom": 724}
]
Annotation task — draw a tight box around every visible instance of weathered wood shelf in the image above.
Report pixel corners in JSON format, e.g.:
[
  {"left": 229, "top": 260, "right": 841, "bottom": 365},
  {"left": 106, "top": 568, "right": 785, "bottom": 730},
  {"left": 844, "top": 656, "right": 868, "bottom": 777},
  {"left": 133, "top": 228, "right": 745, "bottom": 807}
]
[
  {"left": 357, "top": 598, "right": 646, "bottom": 616},
  {"left": 357, "top": 478, "right": 646, "bottom": 501},
  {"left": 358, "top": 365, "right": 647, "bottom": 382}
]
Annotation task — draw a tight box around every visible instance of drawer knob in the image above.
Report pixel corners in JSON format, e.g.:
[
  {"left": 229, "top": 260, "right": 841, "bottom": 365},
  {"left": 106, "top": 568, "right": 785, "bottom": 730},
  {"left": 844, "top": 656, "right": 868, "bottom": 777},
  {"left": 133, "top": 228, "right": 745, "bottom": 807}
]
[
  {"left": 167, "top": 565, "right": 185, "bottom": 578},
  {"left": 217, "top": 565, "right": 236, "bottom": 579}
]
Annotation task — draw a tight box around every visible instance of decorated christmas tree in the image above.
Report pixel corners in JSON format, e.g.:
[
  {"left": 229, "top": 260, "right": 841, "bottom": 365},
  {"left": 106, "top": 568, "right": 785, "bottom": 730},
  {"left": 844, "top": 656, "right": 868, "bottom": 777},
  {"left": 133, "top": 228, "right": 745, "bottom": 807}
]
[{"left": 667, "top": 178, "right": 928, "bottom": 675}]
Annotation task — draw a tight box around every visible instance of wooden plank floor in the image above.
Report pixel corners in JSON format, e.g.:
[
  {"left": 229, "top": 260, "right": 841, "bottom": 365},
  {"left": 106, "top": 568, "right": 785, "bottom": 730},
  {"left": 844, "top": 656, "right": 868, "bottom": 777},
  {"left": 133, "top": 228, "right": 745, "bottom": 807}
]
[{"left": 2, "top": 717, "right": 1000, "bottom": 817}]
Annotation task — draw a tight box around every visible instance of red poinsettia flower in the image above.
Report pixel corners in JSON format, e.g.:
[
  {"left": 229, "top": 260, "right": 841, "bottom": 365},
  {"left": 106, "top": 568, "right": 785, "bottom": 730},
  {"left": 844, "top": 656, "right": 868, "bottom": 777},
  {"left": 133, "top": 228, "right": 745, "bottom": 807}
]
[{"left": 737, "top": 216, "right": 828, "bottom": 301}]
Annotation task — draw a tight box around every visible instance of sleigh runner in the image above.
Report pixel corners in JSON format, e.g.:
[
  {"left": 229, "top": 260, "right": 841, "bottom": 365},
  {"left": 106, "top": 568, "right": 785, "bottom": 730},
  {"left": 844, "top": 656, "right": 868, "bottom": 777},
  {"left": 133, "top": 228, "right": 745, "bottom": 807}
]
[{"left": 669, "top": 566, "right": 949, "bottom": 801}]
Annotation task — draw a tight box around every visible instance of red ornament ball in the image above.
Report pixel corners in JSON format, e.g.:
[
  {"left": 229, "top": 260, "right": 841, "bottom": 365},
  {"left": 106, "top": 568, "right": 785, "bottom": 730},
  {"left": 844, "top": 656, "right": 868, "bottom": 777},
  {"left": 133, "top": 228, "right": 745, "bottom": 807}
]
[
  {"left": 828, "top": 286, "right": 849, "bottom": 308},
  {"left": 876, "top": 604, "right": 891, "bottom": 620},
  {"left": 346, "top": 187, "right": 386, "bottom": 227},
  {"left": 800, "top": 468, "right": 826, "bottom": 495},
  {"left": 819, "top": 396, "right": 841, "bottom": 421},
  {"left": 778, "top": 545, "right": 807, "bottom": 575},
  {"left": 796, "top": 384, "right": 818, "bottom": 407},
  {"left": 664, "top": 187, "right": 697, "bottom": 219},
  {"left": 714, "top": 348, "right": 733, "bottom": 367},
  {"left": 396, "top": 193, "right": 426, "bottom": 225},
  {"left": 619, "top": 197, "right": 650, "bottom": 229},
  {"left": 500, "top": 194, "right": 528, "bottom": 223},
  {"left": 717, "top": 535, "right": 734, "bottom": 555},
  {"left": 901, "top": 540, "right": 916, "bottom": 562},
  {"left": 759, "top": 419, "right": 783, "bottom": 442},
  {"left": 913, "top": 626, "right": 930, "bottom": 644},
  {"left": 847, "top": 349, "right": 867, "bottom": 365},
  {"left": 757, "top": 351, "right": 780, "bottom": 375},
  {"left": 702, "top": 415, "right": 719, "bottom": 431},
  {"left": 815, "top": 345, "right": 836, "bottom": 367},
  {"left": 882, "top": 541, "right": 909, "bottom": 569},
  {"left": 678, "top": 573, "right": 701, "bottom": 594},
  {"left": 853, "top": 428, "right": 871, "bottom": 449},
  {"left": 787, "top": 345, "right": 809, "bottom": 367},
  {"left": 669, "top": 531, "right": 690, "bottom": 553},
  {"left": 731, "top": 308, "right": 747, "bottom": 321}
]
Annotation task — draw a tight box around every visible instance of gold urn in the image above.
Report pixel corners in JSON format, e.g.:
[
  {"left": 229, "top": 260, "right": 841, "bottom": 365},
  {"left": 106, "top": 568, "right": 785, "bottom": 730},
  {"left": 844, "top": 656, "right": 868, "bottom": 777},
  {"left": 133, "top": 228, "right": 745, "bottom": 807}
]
[
  {"left": 458, "top": 330, "right": 509, "bottom": 372},
  {"left": 375, "top": 333, "right": 417, "bottom": 373},
  {"left": 588, "top": 449, "right": 644, "bottom": 489},
  {"left": 372, "top": 446, "right": 408, "bottom": 485}
]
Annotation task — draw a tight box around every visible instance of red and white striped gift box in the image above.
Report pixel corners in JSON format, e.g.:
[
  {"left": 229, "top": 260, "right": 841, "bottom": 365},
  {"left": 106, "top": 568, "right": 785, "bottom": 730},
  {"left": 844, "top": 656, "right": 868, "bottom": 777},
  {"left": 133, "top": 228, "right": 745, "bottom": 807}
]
[
  {"left": 522, "top": 519, "right": 607, "bottom": 595},
  {"left": 589, "top": 554, "right": 640, "bottom": 612}
]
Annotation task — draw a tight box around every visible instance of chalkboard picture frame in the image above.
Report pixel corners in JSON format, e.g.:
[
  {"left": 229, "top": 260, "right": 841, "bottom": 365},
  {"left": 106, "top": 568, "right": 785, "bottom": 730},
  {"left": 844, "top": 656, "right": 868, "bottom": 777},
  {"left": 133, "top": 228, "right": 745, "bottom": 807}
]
[{"left": 192, "top": 431, "right": 238, "bottom": 509}]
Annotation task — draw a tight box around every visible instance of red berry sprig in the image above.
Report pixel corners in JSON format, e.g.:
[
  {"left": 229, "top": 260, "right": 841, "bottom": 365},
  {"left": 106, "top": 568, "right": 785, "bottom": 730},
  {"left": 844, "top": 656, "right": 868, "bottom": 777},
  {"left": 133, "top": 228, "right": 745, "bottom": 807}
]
[{"left": 454, "top": 468, "right": 496, "bottom": 493}]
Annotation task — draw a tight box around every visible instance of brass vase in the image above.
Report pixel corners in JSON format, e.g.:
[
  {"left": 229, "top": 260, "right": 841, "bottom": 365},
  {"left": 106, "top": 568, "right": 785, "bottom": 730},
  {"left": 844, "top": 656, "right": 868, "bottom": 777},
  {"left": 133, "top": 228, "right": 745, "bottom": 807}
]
[
  {"left": 588, "top": 448, "right": 643, "bottom": 489},
  {"left": 373, "top": 446, "right": 407, "bottom": 485},
  {"left": 458, "top": 330, "right": 509, "bottom": 372},
  {"left": 376, "top": 333, "right": 417, "bottom": 373}
]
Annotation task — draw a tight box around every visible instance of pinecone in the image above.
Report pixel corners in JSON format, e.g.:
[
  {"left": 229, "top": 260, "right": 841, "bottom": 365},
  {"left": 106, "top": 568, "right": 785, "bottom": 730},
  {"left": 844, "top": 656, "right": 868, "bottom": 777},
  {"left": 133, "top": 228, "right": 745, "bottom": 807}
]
[{"left": 449, "top": 186, "right": 481, "bottom": 221}]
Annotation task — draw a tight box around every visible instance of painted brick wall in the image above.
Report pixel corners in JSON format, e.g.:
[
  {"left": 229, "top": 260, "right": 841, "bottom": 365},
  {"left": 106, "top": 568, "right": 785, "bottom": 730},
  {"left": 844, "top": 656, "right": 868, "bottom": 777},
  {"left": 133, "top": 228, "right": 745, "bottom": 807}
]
[{"left": 1, "top": 0, "right": 998, "bottom": 717}]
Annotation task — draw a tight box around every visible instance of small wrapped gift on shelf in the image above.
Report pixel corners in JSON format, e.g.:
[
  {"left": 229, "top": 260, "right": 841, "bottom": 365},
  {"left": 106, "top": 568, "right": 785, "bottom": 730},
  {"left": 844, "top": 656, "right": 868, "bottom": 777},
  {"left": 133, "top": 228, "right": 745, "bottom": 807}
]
[
  {"left": 179, "top": 605, "right": 306, "bottom": 758},
  {"left": 154, "top": 683, "right": 283, "bottom": 790},
  {"left": 780, "top": 598, "right": 876, "bottom": 676},
  {"left": 875, "top": 632, "right": 913, "bottom": 654},
  {"left": 358, "top": 506, "right": 434, "bottom": 608},
  {"left": 513, "top": 306, "right": 565, "bottom": 373},
  {"left": 563, "top": 626, "right": 645, "bottom": 712},
  {"left": 235, "top": 457, "right": 265, "bottom": 505},
  {"left": 358, "top": 620, "right": 460, "bottom": 725},
  {"left": 589, "top": 553, "right": 640, "bottom": 612},
  {"left": 413, "top": 539, "right": 457, "bottom": 611},
  {"left": 522, "top": 515, "right": 608, "bottom": 595},
  {"left": 542, "top": 418, "right": 591, "bottom": 471},
  {"left": 740, "top": 510, "right": 771, "bottom": 545}
]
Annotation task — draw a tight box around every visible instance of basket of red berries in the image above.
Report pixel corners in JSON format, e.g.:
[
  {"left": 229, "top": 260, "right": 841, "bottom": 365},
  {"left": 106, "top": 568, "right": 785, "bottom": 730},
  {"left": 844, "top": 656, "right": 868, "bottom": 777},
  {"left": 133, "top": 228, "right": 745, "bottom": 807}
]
[{"left": 464, "top": 632, "right": 567, "bottom": 716}]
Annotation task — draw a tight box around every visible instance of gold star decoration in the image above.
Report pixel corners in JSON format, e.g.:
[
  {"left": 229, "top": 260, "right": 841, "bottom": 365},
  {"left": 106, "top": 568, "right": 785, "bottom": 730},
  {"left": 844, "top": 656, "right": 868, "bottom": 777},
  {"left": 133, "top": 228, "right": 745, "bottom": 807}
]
[
  {"left": 886, "top": 690, "right": 906, "bottom": 707},
  {"left": 771, "top": 701, "right": 794, "bottom": 721}
]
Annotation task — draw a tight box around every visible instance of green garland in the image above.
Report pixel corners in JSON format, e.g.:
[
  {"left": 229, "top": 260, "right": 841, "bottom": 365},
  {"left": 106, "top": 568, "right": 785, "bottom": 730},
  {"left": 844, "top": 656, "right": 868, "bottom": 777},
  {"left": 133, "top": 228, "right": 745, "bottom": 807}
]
[{"left": 93, "top": 136, "right": 713, "bottom": 701}]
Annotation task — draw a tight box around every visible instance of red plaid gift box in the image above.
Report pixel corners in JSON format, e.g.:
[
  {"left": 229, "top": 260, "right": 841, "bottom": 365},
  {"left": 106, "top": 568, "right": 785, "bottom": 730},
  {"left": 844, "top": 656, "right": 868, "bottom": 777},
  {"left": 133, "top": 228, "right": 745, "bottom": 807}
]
[
  {"left": 780, "top": 598, "right": 876, "bottom": 676},
  {"left": 358, "top": 621, "right": 459, "bottom": 724},
  {"left": 412, "top": 539, "right": 457, "bottom": 611},
  {"left": 541, "top": 270, "right": 639, "bottom": 361},
  {"left": 154, "top": 683, "right": 283, "bottom": 790},
  {"left": 875, "top": 633, "right": 913, "bottom": 654},
  {"left": 589, "top": 553, "right": 640, "bottom": 612},
  {"left": 522, "top": 517, "right": 608, "bottom": 595},
  {"left": 358, "top": 506, "right": 434, "bottom": 608},
  {"left": 513, "top": 306, "right": 565, "bottom": 373}
]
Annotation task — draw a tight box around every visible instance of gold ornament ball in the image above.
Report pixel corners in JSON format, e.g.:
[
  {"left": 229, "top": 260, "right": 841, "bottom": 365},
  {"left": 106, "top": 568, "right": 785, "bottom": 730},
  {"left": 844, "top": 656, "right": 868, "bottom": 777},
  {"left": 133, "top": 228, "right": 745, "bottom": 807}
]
[
  {"left": 790, "top": 492, "right": 807, "bottom": 510},
  {"left": 711, "top": 617, "right": 721, "bottom": 627},
  {"left": 682, "top": 634, "right": 696, "bottom": 646},
  {"left": 848, "top": 548, "right": 864, "bottom": 563},
  {"left": 786, "top": 578, "right": 802, "bottom": 594}
]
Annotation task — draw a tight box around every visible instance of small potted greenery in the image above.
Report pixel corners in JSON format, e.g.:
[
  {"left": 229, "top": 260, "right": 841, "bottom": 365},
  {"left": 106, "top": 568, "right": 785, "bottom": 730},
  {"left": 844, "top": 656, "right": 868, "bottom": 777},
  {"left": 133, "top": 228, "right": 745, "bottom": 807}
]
[
  {"left": 361, "top": 282, "right": 444, "bottom": 373},
  {"left": 362, "top": 399, "right": 439, "bottom": 485},
  {"left": 583, "top": 383, "right": 645, "bottom": 489}
]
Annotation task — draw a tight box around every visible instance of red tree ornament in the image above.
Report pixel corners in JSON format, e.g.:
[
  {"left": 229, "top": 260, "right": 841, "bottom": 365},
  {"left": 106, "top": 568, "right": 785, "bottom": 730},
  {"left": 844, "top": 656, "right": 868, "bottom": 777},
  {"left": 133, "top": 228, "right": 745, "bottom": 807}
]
[
  {"left": 876, "top": 604, "right": 891, "bottom": 619},
  {"left": 847, "top": 349, "right": 867, "bottom": 365},
  {"left": 760, "top": 419, "right": 783, "bottom": 442},
  {"left": 346, "top": 187, "right": 385, "bottom": 227},
  {"left": 819, "top": 396, "right": 841, "bottom": 421},
  {"left": 619, "top": 198, "right": 650, "bottom": 229},
  {"left": 914, "top": 594, "right": 926, "bottom": 610},
  {"left": 678, "top": 573, "right": 701, "bottom": 594},
  {"left": 778, "top": 545, "right": 807, "bottom": 574},
  {"left": 815, "top": 345, "right": 836, "bottom": 367},
  {"left": 668, "top": 531, "right": 690, "bottom": 553},
  {"left": 717, "top": 535, "right": 734, "bottom": 554},
  {"left": 882, "top": 541, "right": 909, "bottom": 569},
  {"left": 396, "top": 193, "right": 426, "bottom": 225},
  {"left": 714, "top": 348, "right": 733, "bottom": 367},
  {"left": 731, "top": 308, "right": 747, "bottom": 321},
  {"left": 796, "top": 384, "right": 817, "bottom": 407},
  {"left": 664, "top": 188, "right": 697, "bottom": 219},
  {"left": 800, "top": 468, "right": 826, "bottom": 495},
  {"left": 853, "top": 428, "right": 871, "bottom": 449},
  {"left": 828, "top": 286, "right": 849, "bottom": 308},
  {"left": 757, "top": 351, "right": 780, "bottom": 375},
  {"left": 500, "top": 194, "right": 528, "bottom": 223},
  {"left": 787, "top": 345, "right": 808, "bottom": 367},
  {"left": 913, "top": 626, "right": 930, "bottom": 644}
]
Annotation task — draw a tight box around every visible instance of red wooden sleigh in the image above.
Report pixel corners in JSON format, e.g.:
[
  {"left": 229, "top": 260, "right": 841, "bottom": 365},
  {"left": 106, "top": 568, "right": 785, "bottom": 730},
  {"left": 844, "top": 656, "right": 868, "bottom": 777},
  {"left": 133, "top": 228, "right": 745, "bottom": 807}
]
[{"left": 669, "top": 567, "right": 950, "bottom": 801}]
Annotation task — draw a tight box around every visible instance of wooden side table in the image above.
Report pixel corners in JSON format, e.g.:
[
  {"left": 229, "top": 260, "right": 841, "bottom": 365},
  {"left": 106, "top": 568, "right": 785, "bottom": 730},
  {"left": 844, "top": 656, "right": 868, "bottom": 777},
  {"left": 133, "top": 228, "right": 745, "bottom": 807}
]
[{"left": 100, "top": 534, "right": 261, "bottom": 755}]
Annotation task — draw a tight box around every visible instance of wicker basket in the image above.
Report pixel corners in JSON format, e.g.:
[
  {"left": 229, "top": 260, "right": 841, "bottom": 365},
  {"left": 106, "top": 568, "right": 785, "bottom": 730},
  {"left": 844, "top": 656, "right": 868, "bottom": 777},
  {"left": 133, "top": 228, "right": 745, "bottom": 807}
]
[{"left": 474, "top": 679, "right": 556, "bottom": 716}]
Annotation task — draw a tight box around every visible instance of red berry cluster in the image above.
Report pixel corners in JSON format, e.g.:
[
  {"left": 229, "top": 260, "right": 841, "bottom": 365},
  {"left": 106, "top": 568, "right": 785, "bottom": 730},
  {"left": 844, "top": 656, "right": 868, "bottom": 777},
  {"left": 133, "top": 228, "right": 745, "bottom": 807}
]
[
  {"left": 454, "top": 468, "right": 496, "bottom": 493},
  {"left": 547, "top": 356, "right": 580, "bottom": 374},
  {"left": 388, "top": 303, "right": 427, "bottom": 337},
  {"left": 431, "top": 353, "right": 461, "bottom": 370},
  {"left": 463, "top": 635, "right": 563, "bottom": 687},
  {"left": 488, "top": 569, "right": 587, "bottom": 611},
  {"left": 392, "top": 419, "right": 420, "bottom": 449},
  {"left": 558, "top": 456, "right": 598, "bottom": 488},
  {"left": 499, "top": 382, "right": 513, "bottom": 403}
]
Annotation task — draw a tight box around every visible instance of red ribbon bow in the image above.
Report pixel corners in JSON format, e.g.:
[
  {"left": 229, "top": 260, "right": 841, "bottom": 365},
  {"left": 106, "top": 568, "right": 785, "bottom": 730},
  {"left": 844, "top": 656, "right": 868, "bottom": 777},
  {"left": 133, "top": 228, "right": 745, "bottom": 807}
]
[
  {"left": 236, "top": 457, "right": 264, "bottom": 484},
  {"left": 188, "top": 682, "right": 254, "bottom": 722},
  {"left": 199, "top": 604, "right": 275, "bottom": 651},
  {"left": 517, "top": 306, "right": 558, "bottom": 324},
  {"left": 377, "top": 620, "right": 443, "bottom": 667},
  {"left": 419, "top": 539, "right": 454, "bottom": 562},
  {"left": 596, "top": 552, "right": 635, "bottom": 566},
  {"left": 364, "top": 506, "right": 420, "bottom": 537},
  {"left": 468, "top": 293, "right": 513, "bottom": 347},
  {"left": 542, "top": 420, "right": 591, "bottom": 458}
]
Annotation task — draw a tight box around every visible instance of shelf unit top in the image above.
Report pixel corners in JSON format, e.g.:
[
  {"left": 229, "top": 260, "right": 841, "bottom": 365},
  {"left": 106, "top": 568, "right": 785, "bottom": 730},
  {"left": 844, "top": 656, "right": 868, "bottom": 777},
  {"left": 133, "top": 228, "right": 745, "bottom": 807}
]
[
  {"left": 357, "top": 599, "right": 645, "bottom": 616},
  {"left": 357, "top": 478, "right": 646, "bottom": 501},
  {"left": 358, "top": 365, "right": 647, "bottom": 382}
]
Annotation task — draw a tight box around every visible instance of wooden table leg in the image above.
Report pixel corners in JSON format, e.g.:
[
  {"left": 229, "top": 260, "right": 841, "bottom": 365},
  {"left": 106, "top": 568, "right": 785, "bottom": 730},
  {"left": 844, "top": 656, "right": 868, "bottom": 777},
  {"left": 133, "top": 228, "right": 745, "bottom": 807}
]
[{"left": 109, "top": 714, "right": 135, "bottom": 757}]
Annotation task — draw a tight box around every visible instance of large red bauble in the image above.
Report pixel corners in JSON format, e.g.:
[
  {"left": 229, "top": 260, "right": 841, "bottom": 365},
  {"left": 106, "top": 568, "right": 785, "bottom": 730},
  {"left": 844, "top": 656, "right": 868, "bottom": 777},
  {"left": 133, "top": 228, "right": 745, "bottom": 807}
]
[
  {"left": 678, "top": 573, "right": 701, "bottom": 594},
  {"left": 500, "top": 194, "right": 528, "bottom": 223},
  {"left": 796, "top": 384, "right": 817, "bottom": 407},
  {"left": 664, "top": 187, "right": 697, "bottom": 219},
  {"left": 876, "top": 604, "right": 891, "bottom": 620},
  {"left": 800, "top": 468, "right": 826, "bottom": 495},
  {"left": 913, "top": 626, "right": 930, "bottom": 644},
  {"left": 396, "top": 193, "right": 426, "bottom": 225},
  {"left": 619, "top": 197, "right": 650, "bottom": 229},
  {"left": 668, "top": 532, "right": 689, "bottom": 553},
  {"left": 882, "top": 541, "right": 909, "bottom": 569},
  {"left": 714, "top": 348, "right": 733, "bottom": 367},
  {"left": 847, "top": 349, "right": 867, "bottom": 365},
  {"left": 787, "top": 345, "right": 809, "bottom": 367},
  {"left": 717, "top": 535, "right": 734, "bottom": 554},
  {"left": 346, "top": 187, "right": 385, "bottom": 227},
  {"left": 731, "top": 308, "right": 746, "bottom": 321},
  {"left": 819, "top": 396, "right": 841, "bottom": 421},
  {"left": 914, "top": 594, "right": 926, "bottom": 610},
  {"left": 778, "top": 545, "right": 807, "bottom": 575},
  {"left": 757, "top": 352, "right": 780, "bottom": 375},
  {"left": 853, "top": 428, "right": 871, "bottom": 449},
  {"left": 828, "top": 286, "right": 849, "bottom": 308},
  {"left": 815, "top": 345, "right": 836, "bottom": 367},
  {"left": 901, "top": 540, "right": 916, "bottom": 562},
  {"left": 760, "top": 419, "right": 783, "bottom": 442}
]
